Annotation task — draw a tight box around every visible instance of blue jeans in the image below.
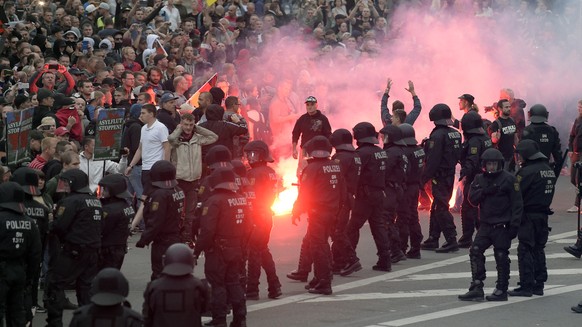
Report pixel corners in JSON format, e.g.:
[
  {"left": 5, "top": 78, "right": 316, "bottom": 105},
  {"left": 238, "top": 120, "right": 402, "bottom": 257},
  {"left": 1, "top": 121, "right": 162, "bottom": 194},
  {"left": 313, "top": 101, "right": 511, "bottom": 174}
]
[{"left": 128, "top": 165, "right": 143, "bottom": 199}]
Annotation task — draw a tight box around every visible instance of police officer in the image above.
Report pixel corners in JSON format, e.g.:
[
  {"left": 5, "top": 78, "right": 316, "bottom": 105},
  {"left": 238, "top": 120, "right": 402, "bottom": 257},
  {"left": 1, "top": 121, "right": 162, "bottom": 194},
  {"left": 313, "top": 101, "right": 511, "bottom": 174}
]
[
  {"left": 0, "top": 182, "right": 42, "bottom": 327},
  {"left": 329, "top": 128, "right": 362, "bottom": 276},
  {"left": 379, "top": 124, "right": 408, "bottom": 263},
  {"left": 346, "top": 122, "right": 392, "bottom": 271},
  {"left": 194, "top": 167, "right": 250, "bottom": 327},
  {"left": 69, "top": 268, "right": 143, "bottom": 326},
  {"left": 136, "top": 160, "right": 185, "bottom": 281},
  {"left": 398, "top": 123, "right": 425, "bottom": 259},
  {"left": 293, "top": 136, "right": 345, "bottom": 294},
  {"left": 98, "top": 174, "right": 135, "bottom": 270},
  {"left": 243, "top": 140, "right": 282, "bottom": 300},
  {"left": 508, "top": 140, "right": 555, "bottom": 297},
  {"left": 458, "top": 111, "right": 493, "bottom": 247},
  {"left": 46, "top": 169, "right": 103, "bottom": 327},
  {"left": 459, "top": 148, "right": 523, "bottom": 301},
  {"left": 11, "top": 167, "right": 50, "bottom": 312},
  {"left": 421, "top": 104, "right": 462, "bottom": 253},
  {"left": 143, "top": 243, "right": 210, "bottom": 327},
  {"left": 522, "top": 104, "right": 563, "bottom": 176}
]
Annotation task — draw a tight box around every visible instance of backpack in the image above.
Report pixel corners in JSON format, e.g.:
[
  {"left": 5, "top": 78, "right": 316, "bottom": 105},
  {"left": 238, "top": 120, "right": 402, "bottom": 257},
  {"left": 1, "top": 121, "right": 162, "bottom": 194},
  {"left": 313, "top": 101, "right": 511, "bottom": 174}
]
[{"left": 247, "top": 109, "right": 273, "bottom": 145}]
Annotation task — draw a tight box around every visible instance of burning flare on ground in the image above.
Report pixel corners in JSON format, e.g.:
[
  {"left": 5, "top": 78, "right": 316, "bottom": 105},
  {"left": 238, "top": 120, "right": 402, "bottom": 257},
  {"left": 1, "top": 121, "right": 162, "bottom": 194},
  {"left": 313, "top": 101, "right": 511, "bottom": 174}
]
[{"left": 271, "top": 157, "right": 299, "bottom": 217}]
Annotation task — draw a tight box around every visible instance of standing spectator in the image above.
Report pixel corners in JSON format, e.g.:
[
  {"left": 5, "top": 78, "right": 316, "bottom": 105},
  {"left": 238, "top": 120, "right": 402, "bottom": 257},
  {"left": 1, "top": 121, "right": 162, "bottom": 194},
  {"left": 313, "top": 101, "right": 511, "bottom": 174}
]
[
  {"left": 499, "top": 88, "right": 527, "bottom": 140},
  {"left": 29, "top": 137, "right": 58, "bottom": 171},
  {"left": 79, "top": 137, "right": 128, "bottom": 193},
  {"left": 200, "top": 104, "right": 248, "bottom": 159},
  {"left": 157, "top": 93, "right": 182, "bottom": 134},
  {"left": 488, "top": 99, "right": 519, "bottom": 171},
  {"left": 32, "top": 89, "right": 57, "bottom": 130},
  {"left": 122, "top": 104, "right": 145, "bottom": 201}
]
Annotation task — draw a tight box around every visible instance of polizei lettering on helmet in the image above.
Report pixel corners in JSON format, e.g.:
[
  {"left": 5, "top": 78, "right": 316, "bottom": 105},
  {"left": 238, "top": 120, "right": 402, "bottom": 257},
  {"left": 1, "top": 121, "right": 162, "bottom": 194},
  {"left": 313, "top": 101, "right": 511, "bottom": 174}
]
[
  {"left": 228, "top": 197, "right": 247, "bottom": 206},
  {"left": 323, "top": 165, "right": 341, "bottom": 173},
  {"left": 6, "top": 220, "right": 32, "bottom": 230}
]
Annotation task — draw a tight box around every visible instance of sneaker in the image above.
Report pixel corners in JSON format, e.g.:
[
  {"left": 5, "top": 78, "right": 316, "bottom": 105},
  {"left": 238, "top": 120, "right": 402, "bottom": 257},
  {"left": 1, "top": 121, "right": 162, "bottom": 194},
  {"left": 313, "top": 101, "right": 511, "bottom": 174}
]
[
  {"left": 63, "top": 298, "right": 78, "bottom": 310},
  {"left": 485, "top": 289, "right": 508, "bottom": 301},
  {"left": 286, "top": 270, "right": 308, "bottom": 282},
  {"left": 567, "top": 205, "right": 579, "bottom": 213},
  {"left": 508, "top": 286, "right": 533, "bottom": 297},
  {"left": 339, "top": 260, "right": 362, "bottom": 276}
]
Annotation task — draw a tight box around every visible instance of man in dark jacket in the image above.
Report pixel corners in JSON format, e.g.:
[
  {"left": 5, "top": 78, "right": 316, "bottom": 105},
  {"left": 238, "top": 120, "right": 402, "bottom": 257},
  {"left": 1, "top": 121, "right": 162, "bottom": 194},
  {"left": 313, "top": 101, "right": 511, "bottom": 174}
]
[
  {"left": 122, "top": 104, "right": 145, "bottom": 199},
  {"left": 199, "top": 104, "right": 248, "bottom": 161}
]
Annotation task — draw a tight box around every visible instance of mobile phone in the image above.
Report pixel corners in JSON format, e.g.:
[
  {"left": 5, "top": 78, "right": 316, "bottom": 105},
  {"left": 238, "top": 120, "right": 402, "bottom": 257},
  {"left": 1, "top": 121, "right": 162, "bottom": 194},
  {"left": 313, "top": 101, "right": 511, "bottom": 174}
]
[
  {"left": 18, "top": 82, "right": 29, "bottom": 90},
  {"left": 48, "top": 64, "right": 59, "bottom": 70},
  {"left": 82, "top": 40, "right": 89, "bottom": 53}
]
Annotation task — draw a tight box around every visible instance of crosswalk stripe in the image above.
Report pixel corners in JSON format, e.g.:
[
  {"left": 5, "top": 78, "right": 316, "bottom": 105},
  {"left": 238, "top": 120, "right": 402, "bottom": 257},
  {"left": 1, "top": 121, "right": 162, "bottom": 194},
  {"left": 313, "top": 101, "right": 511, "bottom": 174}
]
[{"left": 389, "top": 268, "right": 582, "bottom": 281}]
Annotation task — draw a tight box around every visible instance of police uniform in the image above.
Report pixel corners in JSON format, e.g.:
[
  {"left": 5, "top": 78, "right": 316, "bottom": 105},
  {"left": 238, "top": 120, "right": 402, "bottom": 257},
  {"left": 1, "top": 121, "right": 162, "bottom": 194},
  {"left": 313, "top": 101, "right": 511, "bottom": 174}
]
[
  {"left": 136, "top": 161, "right": 185, "bottom": 281},
  {"left": 46, "top": 170, "right": 103, "bottom": 327},
  {"left": 99, "top": 174, "right": 135, "bottom": 270},
  {"left": 242, "top": 141, "right": 282, "bottom": 300},
  {"left": 521, "top": 104, "right": 563, "bottom": 176},
  {"left": 194, "top": 168, "right": 250, "bottom": 327},
  {"left": 143, "top": 244, "right": 210, "bottom": 327},
  {"left": 0, "top": 182, "right": 42, "bottom": 327},
  {"left": 293, "top": 136, "right": 345, "bottom": 294},
  {"left": 458, "top": 112, "right": 493, "bottom": 247},
  {"left": 460, "top": 148, "right": 523, "bottom": 301},
  {"left": 421, "top": 104, "right": 462, "bottom": 253},
  {"left": 346, "top": 122, "right": 392, "bottom": 271},
  {"left": 509, "top": 140, "right": 555, "bottom": 297},
  {"left": 398, "top": 124, "right": 425, "bottom": 258}
]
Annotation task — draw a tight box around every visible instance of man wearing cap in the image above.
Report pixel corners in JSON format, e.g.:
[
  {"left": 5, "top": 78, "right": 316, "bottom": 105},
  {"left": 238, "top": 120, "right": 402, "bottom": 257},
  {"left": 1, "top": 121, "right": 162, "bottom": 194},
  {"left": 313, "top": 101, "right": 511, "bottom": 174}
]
[
  {"left": 97, "top": 2, "right": 114, "bottom": 30},
  {"left": 292, "top": 96, "right": 332, "bottom": 175},
  {"left": 32, "top": 88, "right": 57, "bottom": 130},
  {"left": 54, "top": 127, "right": 70, "bottom": 142},
  {"left": 154, "top": 54, "right": 170, "bottom": 82},
  {"left": 69, "top": 268, "right": 142, "bottom": 326},
  {"left": 28, "top": 130, "right": 45, "bottom": 162},
  {"left": 157, "top": 93, "right": 182, "bottom": 134}
]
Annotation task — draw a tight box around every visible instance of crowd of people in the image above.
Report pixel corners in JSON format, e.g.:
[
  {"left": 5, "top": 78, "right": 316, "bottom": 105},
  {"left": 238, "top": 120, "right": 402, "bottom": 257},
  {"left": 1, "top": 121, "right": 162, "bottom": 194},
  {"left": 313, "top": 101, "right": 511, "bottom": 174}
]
[{"left": 1, "top": 0, "right": 582, "bottom": 325}]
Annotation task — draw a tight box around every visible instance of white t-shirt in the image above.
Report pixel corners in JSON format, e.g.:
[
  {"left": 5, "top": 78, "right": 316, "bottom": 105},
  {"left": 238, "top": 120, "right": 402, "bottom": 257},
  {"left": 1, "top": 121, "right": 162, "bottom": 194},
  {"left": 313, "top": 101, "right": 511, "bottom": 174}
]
[
  {"left": 141, "top": 119, "right": 169, "bottom": 170},
  {"left": 161, "top": 6, "right": 181, "bottom": 31}
]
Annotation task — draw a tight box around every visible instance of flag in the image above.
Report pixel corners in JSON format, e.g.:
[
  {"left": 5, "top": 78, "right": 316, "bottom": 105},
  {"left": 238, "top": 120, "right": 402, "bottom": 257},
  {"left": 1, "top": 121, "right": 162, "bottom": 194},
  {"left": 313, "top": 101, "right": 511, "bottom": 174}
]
[
  {"left": 187, "top": 73, "right": 218, "bottom": 108},
  {"left": 205, "top": 0, "right": 217, "bottom": 7},
  {"left": 155, "top": 39, "right": 168, "bottom": 57}
]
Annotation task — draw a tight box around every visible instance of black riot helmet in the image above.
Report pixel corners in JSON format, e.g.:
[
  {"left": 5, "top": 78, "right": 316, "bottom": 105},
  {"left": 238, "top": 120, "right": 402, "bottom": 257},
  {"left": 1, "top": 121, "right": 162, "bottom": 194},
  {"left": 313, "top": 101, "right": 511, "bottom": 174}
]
[
  {"left": 243, "top": 140, "right": 274, "bottom": 164},
  {"left": 304, "top": 135, "right": 332, "bottom": 158},
  {"left": 231, "top": 159, "right": 248, "bottom": 177},
  {"left": 0, "top": 182, "right": 25, "bottom": 214},
  {"left": 206, "top": 145, "right": 234, "bottom": 170},
  {"left": 150, "top": 160, "right": 178, "bottom": 189},
  {"left": 516, "top": 139, "right": 547, "bottom": 162},
  {"left": 209, "top": 167, "right": 239, "bottom": 192},
  {"left": 11, "top": 167, "right": 41, "bottom": 196},
  {"left": 58, "top": 169, "right": 92, "bottom": 194},
  {"left": 379, "top": 124, "right": 406, "bottom": 146},
  {"left": 398, "top": 123, "right": 417, "bottom": 145},
  {"left": 352, "top": 122, "right": 379, "bottom": 144},
  {"left": 89, "top": 268, "right": 129, "bottom": 306},
  {"left": 461, "top": 111, "right": 485, "bottom": 134},
  {"left": 481, "top": 148, "right": 505, "bottom": 175},
  {"left": 329, "top": 129, "right": 355, "bottom": 151},
  {"left": 162, "top": 243, "right": 195, "bottom": 276},
  {"left": 429, "top": 104, "right": 454, "bottom": 126},
  {"left": 528, "top": 104, "right": 548, "bottom": 123},
  {"left": 98, "top": 174, "right": 132, "bottom": 199}
]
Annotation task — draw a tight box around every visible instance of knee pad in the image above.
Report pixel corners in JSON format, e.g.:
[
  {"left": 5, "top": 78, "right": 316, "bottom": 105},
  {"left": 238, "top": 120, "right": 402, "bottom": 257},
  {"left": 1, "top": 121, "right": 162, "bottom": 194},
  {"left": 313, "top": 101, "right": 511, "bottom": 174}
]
[{"left": 494, "top": 249, "right": 510, "bottom": 264}]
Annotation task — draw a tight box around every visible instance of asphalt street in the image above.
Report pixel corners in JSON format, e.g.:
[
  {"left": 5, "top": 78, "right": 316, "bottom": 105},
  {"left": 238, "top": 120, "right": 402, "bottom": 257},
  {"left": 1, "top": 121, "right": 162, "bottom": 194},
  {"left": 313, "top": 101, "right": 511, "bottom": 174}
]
[{"left": 34, "top": 175, "right": 582, "bottom": 327}]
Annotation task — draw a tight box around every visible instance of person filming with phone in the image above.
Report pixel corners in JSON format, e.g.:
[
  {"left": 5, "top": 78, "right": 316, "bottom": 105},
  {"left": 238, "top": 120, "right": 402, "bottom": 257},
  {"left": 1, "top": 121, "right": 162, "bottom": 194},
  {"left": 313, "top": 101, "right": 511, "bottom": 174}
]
[{"left": 28, "top": 61, "right": 76, "bottom": 96}]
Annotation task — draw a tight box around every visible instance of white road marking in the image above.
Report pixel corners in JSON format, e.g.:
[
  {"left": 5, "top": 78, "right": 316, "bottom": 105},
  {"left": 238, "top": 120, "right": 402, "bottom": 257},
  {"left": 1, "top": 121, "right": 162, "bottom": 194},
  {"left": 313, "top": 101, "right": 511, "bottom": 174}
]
[{"left": 389, "top": 268, "right": 582, "bottom": 281}]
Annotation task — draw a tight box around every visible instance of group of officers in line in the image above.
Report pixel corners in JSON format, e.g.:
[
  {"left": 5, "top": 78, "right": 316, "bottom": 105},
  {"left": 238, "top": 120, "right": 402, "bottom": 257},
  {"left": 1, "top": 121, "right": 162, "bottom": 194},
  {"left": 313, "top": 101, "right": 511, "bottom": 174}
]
[{"left": 0, "top": 88, "right": 579, "bottom": 327}]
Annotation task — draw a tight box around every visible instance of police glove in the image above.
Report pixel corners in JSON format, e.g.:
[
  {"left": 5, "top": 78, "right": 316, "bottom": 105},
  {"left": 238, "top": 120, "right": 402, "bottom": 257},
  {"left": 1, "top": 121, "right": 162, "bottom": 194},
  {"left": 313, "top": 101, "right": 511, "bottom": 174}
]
[
  {"left": 135, "top": 239, "right": 148, "bottom": 248},
  {"left": 507, "top": 225, "right": 519, "bottom": 239}
]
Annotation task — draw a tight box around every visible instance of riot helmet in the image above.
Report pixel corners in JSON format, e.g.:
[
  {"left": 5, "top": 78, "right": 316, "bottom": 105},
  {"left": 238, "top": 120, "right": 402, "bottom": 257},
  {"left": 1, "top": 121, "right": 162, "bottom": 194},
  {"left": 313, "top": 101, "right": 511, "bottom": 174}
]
[
  {"left": 304, "top": 136, "right": 332, "bottom": 158},
  {"left": 231, "top": 159, "right": 248, "bottom": 177},
  {"left": 58, "top": 169, "right": 91, "bottom": 194},
  {"left": 11, "top": 167, "right": 41, "bottom": 196},
  {"left": 162, "top": 243, "right": 195, "bottom": 276},
  {"left": 379, "top": 124, "right": 406, "bottom": 146},
  {"left": 352, "top": 122, "right": 379, "bottom": 144},
  {"left": 429, "top": 104, "right": 454, "bottom": 126},
  {"left": 329, "top": 129, "right": 355, "bottom": 151},
  {"left": 209, "top": 167, "right": 239, "bottom": 191},
  {"left": 90, "top": 268, "right": 129, "bottom": 306},
  {"left": 528, "top": 104, "right": 548, "bottom": 123},
  {"left": 0, "top": 182, "right": 25, "bottom": 214},
  {"left": 206, "top": 145, "right": 234, "bottom": 170},
  {"left": 150, "top": 160, "right": 178, "bottom": 189},
  {"left": 398, "top": 123, "right": 417, "bottom": 145},
  {"left": 461, "top": 111, "right": 485, "bottom": 134},
  {"left": 515, "top": 139, "right": 547, "bottom": 163},
  {"left": 481, "top": 148, "right": 505, "bottom": 175},
  {"left": 98, "top": 174, "right": 132, "bottom": 199},
  {"left": 243, "top": 140, "right": 274, "bottom": 164}
]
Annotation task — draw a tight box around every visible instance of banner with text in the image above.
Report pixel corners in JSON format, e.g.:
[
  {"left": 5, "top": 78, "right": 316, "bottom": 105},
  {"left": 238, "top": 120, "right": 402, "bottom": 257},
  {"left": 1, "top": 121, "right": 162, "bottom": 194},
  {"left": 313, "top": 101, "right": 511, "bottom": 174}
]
[
  {"left": 5, "top": 107, "right": 34, "bottom": 166},
  {"left": 94, "top": 108, "right": 126, "bottom": 161}
]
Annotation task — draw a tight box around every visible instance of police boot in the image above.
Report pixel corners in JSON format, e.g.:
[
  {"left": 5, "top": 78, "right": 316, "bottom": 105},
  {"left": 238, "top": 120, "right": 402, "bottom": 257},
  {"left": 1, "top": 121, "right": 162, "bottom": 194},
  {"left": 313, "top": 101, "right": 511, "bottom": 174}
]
[
  {"left": 391, "top": 250, "right": 407, "bottom": 263},
  {"left": 571, "top": 300, "right": 582, "bottom": 313},
  {"left": 457, "top": 234, "right": 472, "bottom": 248},
  {"left": 508, "top": 285, "right": 533, "bottom": 297},
  {"left": 435, "top": 238, "right": 459, "bottom": 253},
  {"left": 230, "top": 318, "right": 247, "bottom": 327},
  {"left": 205, "top": 318, "right": 227, "bottom": 327},
  {"left": 458, "top": 280, "right": 484, "bottom": 301},
  {"left": 420, "top": 236, "right": 439, "bottom": 250},
  {"left": 308, "top": 279, "right": 332, "bottom": 295},
  {"left": 286, "top": 270, "right": 309, "bottom": 282},
  {"left": 267, "top": 280, "right": 282, "bottom": 299},
  {"left": 533, "top": 282, "right": 544, "bottom": 296},
  {"left": 406, "top": 247, "right": 421, "bottom": 259},
  {"left": 305, "top": 277, "right": 319, "bottom": 290},
  {"left": 372, "top": 257, "right": 392, "bottom": 272},
  {"left": 486, "top": 289, "right": 508, "bottom": 301},
  {"left": 339, "top": 259, "right": 362, "bottom": 277},
  {"left": 563, "top": 231, "right": 582, "bottom": 258}
]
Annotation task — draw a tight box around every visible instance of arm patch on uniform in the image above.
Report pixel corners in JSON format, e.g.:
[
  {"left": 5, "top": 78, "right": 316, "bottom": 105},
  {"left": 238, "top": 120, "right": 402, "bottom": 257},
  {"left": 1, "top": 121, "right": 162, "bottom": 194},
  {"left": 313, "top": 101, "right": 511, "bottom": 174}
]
[
  {"left": 514, "top": 182, "right": 520, "bottom": 191},
  {"left": 202, "top": 207, "right": 208, "bottom": 216},
  {"left": 470, "top": 147, "right": 478, "bottom": 155},
  {"left": 516, "top": 175, "right": 522, "bottom": 182},
  {"left": 429, "top": 141, "right": 434, "bottom": 149},
  {"left": 57, "top": 206, "right": 65, "bottom": 216},
  {"left": 198, "top": 186, "right": 205, "bottom": 195},
  {"left": 151, "top": 202, "right": 159, "bottom": 211},
  {"left": 103, "top": 212, "right": 108, "bottom": 219}
]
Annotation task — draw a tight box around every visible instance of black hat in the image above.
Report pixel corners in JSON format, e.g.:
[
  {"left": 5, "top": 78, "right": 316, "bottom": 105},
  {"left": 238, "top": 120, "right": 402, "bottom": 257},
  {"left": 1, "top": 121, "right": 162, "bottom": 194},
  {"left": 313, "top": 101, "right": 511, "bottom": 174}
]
[
  {"left": 429, "top": 103, "right": 453, "bottom": 126},
  {"left": 516, "top": 139, "right": 547, "bottom": 161},
  {"left": 305, "top": 96, "right": 317, "bottom": 103},
  {"left": 68, "top": 68, "right": 85, "bottom": 76},
  {"left": 0, "top": 182, "right": 25, "bottom": 214},
  {"left": 29, "top": 130, "right": 45, "bottom": 141},
  {"left": 11, "top": 167, "right": 41, "bottom": 196},
  {"left": 243, "top": 140, "right": 274, "bottom": 163},
  {"left": 206, "top": 145, "right": 234, "bottom": 170},
  {"left": 60, "top": 169, "right": 92, "bottom": 193},
  {"left": 353, "top": 122, "right": 379, "bottom": 144},
  {"left": 458, "top": 94, "right": 475, "bottom": 105},
  {"left": 304, "top": 135, "right": 332, "bottom": 158},
  {"left": 330, "top": 129, "right": 355, "bottom": 151},
  {"left": 162, "top": 243, "right": 195, "bottom": 276},
  {"left": 37, "top": 88, "right": 54, "bottom": 102},
  {"left": 90, "top": 268, "right": 129, "bottom": 306},
  {"left": 398, "top": 123, "right": 417, "bottom": 146},
  {"left": 379, "top": 124, "right": 406, "bottom": 146},
  {"left": 460, "top": 111, "right": 485, "bottom": 134},
  {"left": 98, "top": 174, "right": 132, "bottom": 199},
  {"left": 150, "top": 161, "right": 178, "bottom": 189},
  {"left": 54, "top": 93, "right": 75, "bottom": 108},
  {"left": 14, "top": 94, "right": 29, "bottom": 109},
  {"left": 209, "top": 167, "right": 238, "bottom": 191},
  {"left": 528, "top": 104, "right": 548, "bottom": 123}
]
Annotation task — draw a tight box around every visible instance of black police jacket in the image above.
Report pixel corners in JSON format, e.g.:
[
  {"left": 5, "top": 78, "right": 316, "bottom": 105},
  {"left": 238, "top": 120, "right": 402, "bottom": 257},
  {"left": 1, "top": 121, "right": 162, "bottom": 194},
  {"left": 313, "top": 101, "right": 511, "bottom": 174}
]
[
  {"left": 423, "top": 126, "right": 462, "bottom": 183},
  {"left": 522, "top": 122, "right": 563, "bottom": 175},
  {"left": 332, "top": 149, "right": 361, "bottom": 196},
  {"left": 52, "top": 193, "right": 103, "bottom": 249},
  {"left": 384, "top": 144, "right": 407, "bottom": 185},
  {"left": 293, "top": 158, "right": 345, "bottom": 217},
  {"left": 516, "top": 159, "right": 556, "bottom": 214},
  {"left": 468, "top": 171, "right": 523, "bottom": 228},
  {"left": 355, "top": 143, "right": 387, "bottom": 191},
  {"left": 139, "top": 186, "right": 185, "bottom": 246},
  {"left": 402, "top": 145, "right": 425, "bottom": 186},
  {"left": 70, "top": 303, "right": 143, "bottom": 327},
  {"left": 195, "top": 189, "right": 251, "bottom": 256},
  {"left": 460, "top": 133, "right": 492, "bottom": 181},
  {"left": 0, "top": 209, "right": 42, "bottom": 284},
  {"left": 247, "top": 163, "right": 278, "bottom": 214},
  {"left": 23, "top": 197, "right": 50, "bottom": 240},
  {"left": 143, "top": 274, "right": 210, "bottom": 327},
  {"left": 101, "top": 197, "right": 135, "bottom": 247}
]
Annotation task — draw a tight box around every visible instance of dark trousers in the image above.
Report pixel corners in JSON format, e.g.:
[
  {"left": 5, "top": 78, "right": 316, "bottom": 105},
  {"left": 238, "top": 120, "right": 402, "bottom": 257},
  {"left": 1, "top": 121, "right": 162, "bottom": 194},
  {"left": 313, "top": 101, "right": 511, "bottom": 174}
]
[
  {"left": 429, "top": 174, "right": 457, "bottom": 241},
  {"left": 100, "top": 245, "right": 127, "bottom": 270},
  {"left": 460, "top": 177, "right": 479, "bottom": 238},
  {"left": 150, "top": 238, "right": 180, "bottom": 281},
  {"left": 384, "top": 185, "right": 401, "bottom": 253},
  {"left": 246, "top": 214, "right": 280, "bottom": 293},
  {"left": 398, "top": 183, "right": 423, "bottom": 251},
  {"left": 205, "top": 245, "right": 246, "bottom": 322},
  {"left": 470, "top": 223, "right": 512, "bottom": 291},
  {"left": 178, "top": 179, "right": 198, "bottom": 243},
  {"left": 347, "top": 189, "right": 391, "bottom": 265},
  {"left": 331, "top": 201, "right": 358, "bottom": 268},
  {"left": 0, "top": 262, "right": 26, "bottom": 327},
  {"left": 307, "top": 214, "right": 333, "bottom": 285},
  {"left": 45, "top": 246, "right": 99, "bottom": 327},
  {"left": 517, "top": 214, "right": 549, "bottom": 289}
]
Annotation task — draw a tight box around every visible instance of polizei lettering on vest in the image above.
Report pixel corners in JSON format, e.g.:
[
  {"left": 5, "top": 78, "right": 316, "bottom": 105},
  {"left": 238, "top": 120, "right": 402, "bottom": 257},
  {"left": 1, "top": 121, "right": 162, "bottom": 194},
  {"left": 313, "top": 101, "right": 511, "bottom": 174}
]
[{"left": 228, "top": 197, "right": 247, "bottom": 206}]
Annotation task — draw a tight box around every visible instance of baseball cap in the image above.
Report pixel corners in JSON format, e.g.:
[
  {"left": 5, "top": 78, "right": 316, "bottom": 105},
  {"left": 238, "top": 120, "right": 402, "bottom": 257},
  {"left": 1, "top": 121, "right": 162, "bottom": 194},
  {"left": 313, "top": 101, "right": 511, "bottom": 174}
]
[
  {"left": 37, "top": 88, "right": 54, "bottom": 102},
  {"left": 55, "top": 127, "right": 70, "bottom": 136},
  {"left": 305, "top": 96, "right": 317, "bottom": 103},
  {"left": 99, "top": 3, "right": 110, "bottom": 10},
  {"left": 458, "top": 94, "right": 475, "bottom": 104},
  {"left": 86, "top": 4, "right": 97, "bottom": 13},
  {"left": 160, "top": 93, "right": 178, "bottom": 104}
]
